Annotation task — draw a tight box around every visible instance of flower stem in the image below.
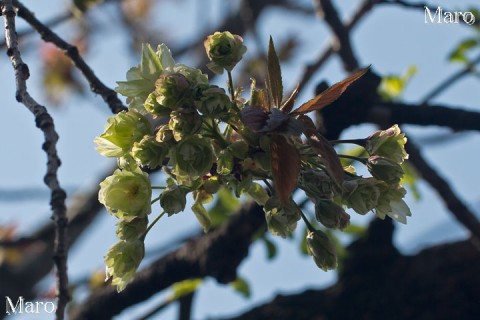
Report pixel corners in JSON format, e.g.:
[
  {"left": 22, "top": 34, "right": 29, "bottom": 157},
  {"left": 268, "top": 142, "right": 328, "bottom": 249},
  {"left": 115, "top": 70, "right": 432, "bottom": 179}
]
[
  {"left": 294, "top": 201, "right": 316, "bottom": 233},
  {"left": 227, "top": 71, "right": 235, "bottom": 101},
  {"left": 338, "top": 154, "right": 367, "bottom": 164},
  {"left": 330, "top": 138, "right": 366, "bottom": 146},
  {"left": 141, "top": 211, "right": 166, "bottom": 241}
]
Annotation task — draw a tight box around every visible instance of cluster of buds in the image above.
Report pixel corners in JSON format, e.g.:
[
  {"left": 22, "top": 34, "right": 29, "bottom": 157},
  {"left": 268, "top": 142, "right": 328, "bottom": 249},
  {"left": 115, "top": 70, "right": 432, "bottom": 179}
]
[{"left": 95, "top": 31, "right": 411, "bottom": 291}]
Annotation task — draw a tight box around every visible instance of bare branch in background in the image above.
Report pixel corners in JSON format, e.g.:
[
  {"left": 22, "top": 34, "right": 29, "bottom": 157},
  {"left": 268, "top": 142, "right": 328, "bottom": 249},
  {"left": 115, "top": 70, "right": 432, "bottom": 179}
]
[
  {"left": 13, "top": 0, "right": 127, "bottom": 114},
  {"left": 1, "top": 0, "right": 69, "bottom": 318},
  {"left": 313, "top": 0, "right": 359, "bottom": 71}
]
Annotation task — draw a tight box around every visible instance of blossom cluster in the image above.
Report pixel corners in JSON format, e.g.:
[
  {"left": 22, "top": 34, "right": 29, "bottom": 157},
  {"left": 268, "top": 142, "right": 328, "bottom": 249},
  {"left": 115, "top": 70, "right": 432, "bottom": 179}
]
[{"left": 95, "top": 31, "right": 411, "bottom": 291}]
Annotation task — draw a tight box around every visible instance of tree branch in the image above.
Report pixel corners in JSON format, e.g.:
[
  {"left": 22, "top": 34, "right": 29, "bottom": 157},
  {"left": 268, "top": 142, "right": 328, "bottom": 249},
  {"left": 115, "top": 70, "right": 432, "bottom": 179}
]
[
  {"left": 313, "top": 0, "right": 359, "bottom": 72},
  {"left": 13, "top": 0, "right": 127, "bottom": 114},
  {"left": 370, "top": 102, "right": 480, "bottom": 132},
  {"left": 405, "top": 141, "right": 480, "bottom": 242},
  {"left": 1, "top": 1, "right": 69, "bottom": 318},
  {"left": 298, "top": 0, "right": 379, "bottom": 94}
]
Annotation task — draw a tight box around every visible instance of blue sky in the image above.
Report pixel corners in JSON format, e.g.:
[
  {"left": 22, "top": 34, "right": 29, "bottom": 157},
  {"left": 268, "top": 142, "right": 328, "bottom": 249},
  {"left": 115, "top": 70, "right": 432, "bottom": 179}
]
[{"left": 1, "top": 0, "right": 479, "bottom": 319}]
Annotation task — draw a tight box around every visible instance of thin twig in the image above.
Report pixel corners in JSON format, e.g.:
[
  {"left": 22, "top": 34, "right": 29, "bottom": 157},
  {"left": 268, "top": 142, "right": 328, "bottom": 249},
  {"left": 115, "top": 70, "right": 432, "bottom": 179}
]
[
  {"left": 1, "top": 1, "right": 69, "bottom": 319},
  {"left": 421, "top": 54, "right": 480, "bottom": 104},
  {"left": 313, "top": 0, "right": 359, "bottom": 72},
  {"left": 13, "top": 0, "right": 127, "bottom": 114},
  {"left": 298, "top": 0, "right": 379, "bottom": 94},
  {"left": 405, "top": 141, "right": 480, "bottom": 241}
]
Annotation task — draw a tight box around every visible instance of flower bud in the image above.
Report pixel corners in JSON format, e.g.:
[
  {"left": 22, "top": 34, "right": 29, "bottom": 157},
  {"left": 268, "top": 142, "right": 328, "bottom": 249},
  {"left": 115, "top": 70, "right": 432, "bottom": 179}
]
[
  {"left": 160, "top": 184, "right": 189, "bottom": 215},
  {"left": 306, "top": 230, "right": 337, "bottom": 271},
  {"left": 204, "top": 31, "right": 247, "bottom": 74},
  {"left": 366, "top": 124, "right": 408, "bottom": 163},
  {"left": 168, "top": 109, "right": 202, "bottom": 141},
  {"left": 131, "top": 135, "right": 168, "bottom": 169},
  {"left": 315, "top": 199, "right": 350, "bottom": 230},
  {"left": 299, "top": 170, "right": 333, "bottom": 199},
  {"left": 172, "top": 136, "right": 214, "bottom": 178},
  {"left": 194, "top": 85, "right": 231, "bottom": 120},
  {"left": 367, "top": 155, "right": 404, "bottom": 184},
  {"left": 227, "top": 140, "right": 249, "bottom": 159},
  {"left": 155, "top": 73, "right": 191, "bottom": 110},
  {"left": 105, "top": 239, "right": 145, "bottom": 292},
  {"left": 174, "top": 64, "right": 208, "bottom": 86},
  {"left": 116, "top": 216, "right": 148, "bottom": 241},
  {"left": 99, "top": 167, "right": 152, "bottom": 219},
  {"left": 155, "top": 124, "right": 174, "bottom": 143},
  {"left": 343, "top": 178, "right": 382, "bottom": 215},
  {"left": 94, "top": 109, "right": 153, "bottom": 157},
  {"left": 144, "top": 92, "right": 171, "bottom": 117},
  {"left": 263, "top": 197, "right": 300, "bottom": 238}
]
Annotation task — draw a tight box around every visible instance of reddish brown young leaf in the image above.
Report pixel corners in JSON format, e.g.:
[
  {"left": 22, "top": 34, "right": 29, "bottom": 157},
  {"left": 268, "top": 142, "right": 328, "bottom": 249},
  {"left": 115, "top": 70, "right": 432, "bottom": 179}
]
[
  {"left": 293, "top": 67, "right": 369, "bottom": 115},
  {"left": 299, "top": 116, "right": 344, "bottom": 187},
  {"left": 268, "top": 36, "right": 283, "bottom": 108},
  {"left": 280, "top": 83, "right": 299, "bottom": 114},
  {"left": 270, "top": 134, "right": 301, "bottom": 204}
]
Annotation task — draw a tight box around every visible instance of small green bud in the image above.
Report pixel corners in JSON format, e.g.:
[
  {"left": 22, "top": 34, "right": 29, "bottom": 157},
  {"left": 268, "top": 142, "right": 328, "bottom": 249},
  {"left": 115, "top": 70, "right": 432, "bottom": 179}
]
[
  {"left": 194, "top": 85, "right": 231, "bottom": 120},
  {"left": 171, "top": 136, "right": 214, "bottom": 178},
  {"left": 94, "top": 109, "right": 153, "bottom": 157},
  {"left": 116, "top": 217, "right": 148, "bottom": 241},
  {"left": 343, "top": 178, "right": 382, "bottom": 215},
  {"left": 168, "top": 109, "right": 203, "bottom": 141},
  {"left": 306, "top": 230, "right": 337, "bottom": 271},
  {"left": 227, "top": 140, "right": 249, "bottom": 159},
  {"left": 366, "top": 124, "right": 408, "bottom": 163},
  {"left": 105, "top": 239, "right": 145, "bottom": 292},
  {"left": 131, "top": 135, "right": 168, "bottom": 169},
  {"left": 263, "top": 197, "right": 300, "bottom": 238},
  {"left": 367, "top": 155, "right": 404, "bottom": 184},
  {"left": 155, "top": 73, "right": 191, "bottom": 110},
  {"left": 315, "top": 199, "right": 350, "bottom": 230},
  {"left": 174, "top": 64, "right": 209, "bottom": 86},
  {"left": 299, "top": 170, "right": 333, "bottom": 199},
  {"left": 144, "top": 92, "right": 171, "bottom": 117},
  {"left": 155, "top": 124, "right": 174, "bottom": 143},
  {"left": 159, "top": 184, "right": 189, "bottom": 215},
  {"left": 99, "top": 167, "right": 152, "bottom": 218},
  {"left": 204, "top": 31, "right": 247, "bottom": 74}
]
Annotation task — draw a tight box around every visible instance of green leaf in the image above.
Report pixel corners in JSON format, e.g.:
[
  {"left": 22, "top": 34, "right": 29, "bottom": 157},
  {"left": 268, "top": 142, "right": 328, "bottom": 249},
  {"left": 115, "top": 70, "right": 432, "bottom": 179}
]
[
  {"left": 170, "top": 278, "right": 202, "bottom": 301},
  {"left": 230, "top": 277, "right": 251, "bottom": 298},
  {"left": 262, "top": 236, "right": 278, "bottom": 260},
  {"left": 267, "top": 36, "right": 283, "bottom": 108},
  {"left": 378, "top": 65, "right": 417, "bottom": 101},
  {"left": 448, "top": 38, "right": 479, "bottom": 64}
]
